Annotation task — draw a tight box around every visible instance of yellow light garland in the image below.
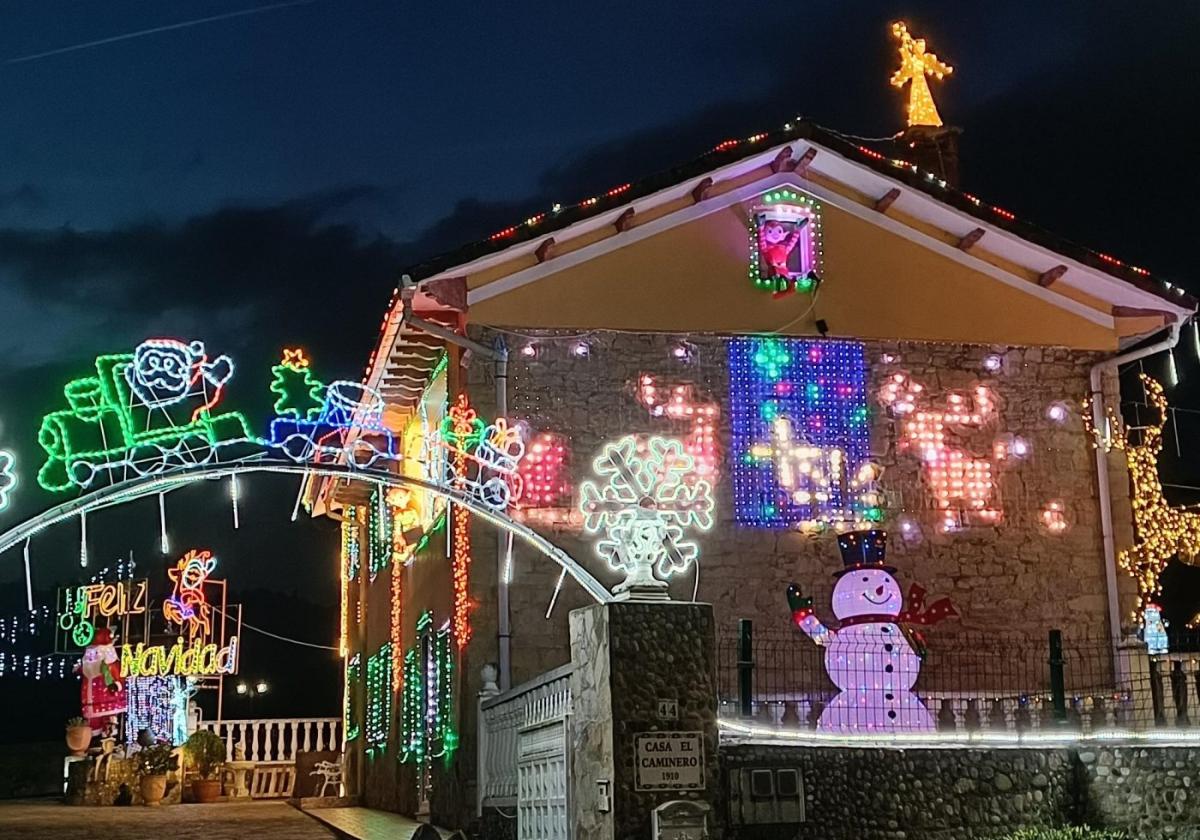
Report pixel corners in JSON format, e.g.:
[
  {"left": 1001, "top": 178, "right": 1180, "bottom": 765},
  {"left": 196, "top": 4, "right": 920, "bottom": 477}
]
[{"left": 1084, "top": 374, "right": 1200, "bottom": 618}]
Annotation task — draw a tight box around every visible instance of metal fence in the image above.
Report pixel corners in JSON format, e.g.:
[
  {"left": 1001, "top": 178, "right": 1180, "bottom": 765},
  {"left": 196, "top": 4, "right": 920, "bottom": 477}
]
[{"left": 717, "top": 621, "right": 1200, "bottom": 734}]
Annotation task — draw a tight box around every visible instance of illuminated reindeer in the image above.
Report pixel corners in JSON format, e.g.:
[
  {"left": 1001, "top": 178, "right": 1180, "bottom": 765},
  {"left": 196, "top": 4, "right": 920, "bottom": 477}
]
[
  {"left": 1084, "top": 374, "right": 1200, "bottom": 614},
  {"left": 163, "top": 549, "right": 218, "bottom": 641}
]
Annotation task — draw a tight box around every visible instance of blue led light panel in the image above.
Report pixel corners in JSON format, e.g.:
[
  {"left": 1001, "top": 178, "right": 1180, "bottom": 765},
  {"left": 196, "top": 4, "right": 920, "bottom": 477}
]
[{"left": 729, "top": 337, "right": 871, "bottom": 527}]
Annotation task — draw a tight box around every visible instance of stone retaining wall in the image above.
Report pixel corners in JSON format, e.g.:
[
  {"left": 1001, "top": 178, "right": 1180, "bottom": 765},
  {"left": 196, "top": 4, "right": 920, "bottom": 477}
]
[{"left": 721, "top": 742, "right": 1200, "bottom": 840}]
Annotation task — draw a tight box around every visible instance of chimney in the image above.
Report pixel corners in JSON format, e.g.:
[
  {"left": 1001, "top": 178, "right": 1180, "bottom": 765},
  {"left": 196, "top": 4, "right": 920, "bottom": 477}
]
[{"left": 897, "top": 124, "right": 962, "bottom": 188}]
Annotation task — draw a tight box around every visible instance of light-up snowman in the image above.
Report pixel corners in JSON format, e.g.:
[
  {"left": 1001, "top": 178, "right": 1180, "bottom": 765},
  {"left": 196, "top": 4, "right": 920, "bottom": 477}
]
[{"left": 788, "top": 530, "right": 956, "bottom": 733}]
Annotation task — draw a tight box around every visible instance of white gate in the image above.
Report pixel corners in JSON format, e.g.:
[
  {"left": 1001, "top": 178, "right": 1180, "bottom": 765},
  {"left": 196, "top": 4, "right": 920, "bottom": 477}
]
[
  {"left": 478, "top": 664, "right": 573, "bottom": 840},
  {"left": 517, "top": 707, "right": 571, "bottom": 840}
]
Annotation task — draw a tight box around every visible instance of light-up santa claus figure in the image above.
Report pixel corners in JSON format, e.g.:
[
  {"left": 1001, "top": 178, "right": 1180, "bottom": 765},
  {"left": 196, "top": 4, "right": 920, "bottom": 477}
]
[
  {"left": 76, "top": 627, "right": 127, "bottom": 733},
  {"left": 787, "top": 529, "right": 956, "bottom": 733}
]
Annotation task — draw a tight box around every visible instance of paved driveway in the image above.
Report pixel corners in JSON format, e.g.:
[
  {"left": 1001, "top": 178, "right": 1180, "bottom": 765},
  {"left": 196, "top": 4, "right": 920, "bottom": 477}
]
[{"left": 0, "top": 799, "right": 336, "bottom": 839}]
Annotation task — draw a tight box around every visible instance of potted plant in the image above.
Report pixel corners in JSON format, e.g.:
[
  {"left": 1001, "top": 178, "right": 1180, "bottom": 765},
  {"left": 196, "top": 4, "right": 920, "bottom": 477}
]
[
  {"left": 184, "top": 729, "right": 226, "bottom": 803},
  {"left": 135, "top": 742, "right": 175, "bottom": 806},
  {"left": 65, "top": 717, "right": 92, "bottom": 756}
]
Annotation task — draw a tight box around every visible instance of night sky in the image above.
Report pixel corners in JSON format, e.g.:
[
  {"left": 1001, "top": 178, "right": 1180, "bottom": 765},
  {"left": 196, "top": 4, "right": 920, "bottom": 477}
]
[{"left": 2, "top": 2, "right": 1200, "bottom": 716}]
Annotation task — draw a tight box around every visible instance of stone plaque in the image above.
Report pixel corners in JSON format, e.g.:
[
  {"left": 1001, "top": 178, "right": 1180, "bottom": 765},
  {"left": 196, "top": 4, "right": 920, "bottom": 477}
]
[
  {"left": 635, "top": 731, "right": 705, "bottom": 791},
  {"left": 656, "top": 697, "right": 679, "bottom": 720}
]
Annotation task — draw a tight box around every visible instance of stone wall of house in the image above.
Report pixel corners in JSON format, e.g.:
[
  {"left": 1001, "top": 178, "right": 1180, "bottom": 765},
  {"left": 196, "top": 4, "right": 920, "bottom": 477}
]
[
  {"left": 464, "top": 328, "right": 1132, "bottom": 694},
  {"left": 719, "top": 743, "right": 1200, "bottom": 840}
]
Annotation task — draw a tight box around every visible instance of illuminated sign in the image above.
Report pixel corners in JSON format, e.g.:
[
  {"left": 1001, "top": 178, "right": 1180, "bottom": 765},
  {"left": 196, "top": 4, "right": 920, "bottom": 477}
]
[
  {"left": 120, "top": 635, "right": 238, "bottom": 678},
  {"left": 58, "top": 579, "right": 149, "bottom": 648},
  {"left": 57, "top": 549, "right": 240, "bottom": 677}
]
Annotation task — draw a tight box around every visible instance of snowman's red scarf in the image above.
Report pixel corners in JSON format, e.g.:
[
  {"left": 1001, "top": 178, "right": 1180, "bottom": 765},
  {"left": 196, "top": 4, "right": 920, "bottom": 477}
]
[{"left": 835, "top": 583, "right": 958, "bottom": 629}]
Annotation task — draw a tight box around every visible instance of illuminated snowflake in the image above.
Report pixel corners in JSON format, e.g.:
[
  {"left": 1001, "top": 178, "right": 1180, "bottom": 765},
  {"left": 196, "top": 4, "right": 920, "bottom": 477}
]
[
  {"left": 0, "top": 450, "right": 15, "bottom": 512},
  {"left": 580, "top": 436, "right": 714, "bottom": 593}
]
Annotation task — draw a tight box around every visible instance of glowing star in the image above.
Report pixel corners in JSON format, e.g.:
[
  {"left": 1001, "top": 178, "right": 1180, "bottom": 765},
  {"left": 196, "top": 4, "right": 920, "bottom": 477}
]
[
  {"left": 36, "top": 339, "right": 252, "bottom": 492},
  {"left": 787, "top": 530, "right": 957, "bottom": 733},
  {"left": 1084, "top": 374, "right": 1200, "bottom": 617},
  {"left": 162, "top": 549, "right": 217, "bottom": 641},
  {"left": 0, "top": 449, "right": 16, "bottom": 511},
  {"left": 579, "top": 436, "right": 714, "bottom": 597},
  {"left": 890, "top": 21, "right": 954, "bottom": 128}
]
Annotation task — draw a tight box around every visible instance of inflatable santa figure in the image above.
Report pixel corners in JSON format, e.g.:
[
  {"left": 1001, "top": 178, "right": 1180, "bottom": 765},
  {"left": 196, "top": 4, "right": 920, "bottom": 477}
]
[{"left": 76, "top": 627, "right": 127, "bottom": 732}]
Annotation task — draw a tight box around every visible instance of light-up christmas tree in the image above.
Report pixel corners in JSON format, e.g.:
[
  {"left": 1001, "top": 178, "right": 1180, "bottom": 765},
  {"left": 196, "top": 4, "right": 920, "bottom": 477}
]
[{"left": 269, "top": 348, "right": 325, "bottom": 419}]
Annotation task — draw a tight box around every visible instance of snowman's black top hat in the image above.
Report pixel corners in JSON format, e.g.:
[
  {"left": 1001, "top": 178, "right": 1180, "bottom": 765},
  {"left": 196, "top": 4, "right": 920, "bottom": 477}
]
[{"left": 833, "top": 529, "right": 895, "bottom": 578}]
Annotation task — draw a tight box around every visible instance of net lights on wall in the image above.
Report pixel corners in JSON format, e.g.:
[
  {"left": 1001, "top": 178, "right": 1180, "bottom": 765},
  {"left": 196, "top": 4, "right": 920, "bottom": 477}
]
[
  {"left": 637, "top": 375, "right": 720, "bottom": 481},
  {"left": 729, "top": 337, "right": 878, "bottom": 530},
  {"left": 515, "top": 432, "right": 570, "bottom": 508},
  {"left": 879, "top": 373, "right": 1001, "bottom": 532}
]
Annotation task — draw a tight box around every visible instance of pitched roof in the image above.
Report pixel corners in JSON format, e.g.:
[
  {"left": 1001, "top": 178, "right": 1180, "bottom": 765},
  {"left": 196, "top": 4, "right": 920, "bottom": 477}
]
[{"left": 402, "top": 120, "right": 1195, "bottom": 313}]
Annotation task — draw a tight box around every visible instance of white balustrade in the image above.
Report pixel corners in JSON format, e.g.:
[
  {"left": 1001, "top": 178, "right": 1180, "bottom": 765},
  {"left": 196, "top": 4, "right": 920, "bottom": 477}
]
[{"left": 198, "top": 718, "right": 341, "bottom": 764}]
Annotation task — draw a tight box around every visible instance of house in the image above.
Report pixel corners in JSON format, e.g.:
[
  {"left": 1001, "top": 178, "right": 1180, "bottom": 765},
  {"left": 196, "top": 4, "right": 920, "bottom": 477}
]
[{"left": 313, "top": 119, "right": 1196, "bottom": 828}]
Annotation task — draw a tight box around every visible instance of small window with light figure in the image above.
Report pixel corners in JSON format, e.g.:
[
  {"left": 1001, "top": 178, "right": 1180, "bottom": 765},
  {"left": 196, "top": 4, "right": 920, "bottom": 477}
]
[{"left": 749, "top": 189, "right": 823, "bottom": 299}]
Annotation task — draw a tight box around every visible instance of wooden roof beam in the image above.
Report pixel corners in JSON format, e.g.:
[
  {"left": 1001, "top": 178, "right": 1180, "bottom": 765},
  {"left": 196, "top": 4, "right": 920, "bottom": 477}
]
[
  {"left": 957, "top": 227, "right": 986, "bottom": 252},
  {"left": 874, "top": 188, "right": 901, "bottom": 213},
  {"left": 1038, "top": 265, "right": 1068, "bottom": 288},
  {"left": 1112, "top": 306, "right": 1177, "bottom": 325},
  {"left": 769, "top": 146, "right": 794, "bottom": 173},
  {"left": 791, "top": 147, "right": 818, "bottom": 176},
  {"left": 613, "top": 207, "right": 636, "bottom": 232},
  {"left": 534, "top": 238, "right": 557, "bottom": 263}
]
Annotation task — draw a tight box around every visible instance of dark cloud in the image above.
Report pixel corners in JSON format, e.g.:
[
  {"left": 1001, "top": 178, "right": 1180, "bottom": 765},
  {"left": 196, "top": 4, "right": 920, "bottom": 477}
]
[
  {"left": 0, "top": 184, "right": 46, "bottom": 213},
  {"left": 0, "top": 186, "right": 407, "bottom": 374}
]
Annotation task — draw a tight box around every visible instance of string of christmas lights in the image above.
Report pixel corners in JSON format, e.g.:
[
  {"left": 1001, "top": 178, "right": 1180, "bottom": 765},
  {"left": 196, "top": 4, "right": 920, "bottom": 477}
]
[
  {"left": 365, "top": 642, "right": 392, "bottom": 754},
  {"left": 344, "top": 652, "right": 361, "bottom": 742},
  {"left": 0, "top": 651, "right": 72, "bottom": 679},
  {"left": 448, "top": 396, "right": 476, "bottom": 650},
  {"left": 339, "top": 507, "right": 360, "bottom": 658}
]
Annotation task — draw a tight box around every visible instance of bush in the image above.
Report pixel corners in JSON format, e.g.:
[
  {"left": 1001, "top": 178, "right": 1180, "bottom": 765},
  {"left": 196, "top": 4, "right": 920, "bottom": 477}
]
[
  {"left": 135, "top": 742, "right": 176, "bottom": 777},
  {"left": 184, "top": 730, "right": 226, "bottom": 779}
]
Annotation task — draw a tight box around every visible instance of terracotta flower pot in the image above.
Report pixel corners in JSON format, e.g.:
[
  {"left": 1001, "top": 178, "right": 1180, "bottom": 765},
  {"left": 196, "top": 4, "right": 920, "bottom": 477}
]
[
  {"left": 140, "top": 774, "right": 167, "bottom": 806},
  {"left": 192, "top": 778, "right": 221, "bottom": 803},
  {"left": 65, "top": 725, "right": 92, "bottom": 757}
]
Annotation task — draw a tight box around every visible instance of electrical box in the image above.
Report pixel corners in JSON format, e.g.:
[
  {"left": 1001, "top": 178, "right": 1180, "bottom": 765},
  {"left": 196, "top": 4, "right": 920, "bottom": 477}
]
[{"left": 729, "top": 767, "right": 805, "bottom": 824}]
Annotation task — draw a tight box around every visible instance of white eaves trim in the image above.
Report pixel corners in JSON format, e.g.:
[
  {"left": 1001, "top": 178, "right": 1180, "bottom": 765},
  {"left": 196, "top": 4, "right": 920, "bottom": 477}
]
[
  {"left": 419, "top": 136, "right": 1190, "bottom": 325},
  {"left": 468, "top": 169, "right": 1115, "bottom": 329}
]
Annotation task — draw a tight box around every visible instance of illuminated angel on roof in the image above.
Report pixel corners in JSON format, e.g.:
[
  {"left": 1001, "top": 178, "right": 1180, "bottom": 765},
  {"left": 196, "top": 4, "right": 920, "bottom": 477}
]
[{"left": 890, "top": 21, "right": 953, "bottom": 128}]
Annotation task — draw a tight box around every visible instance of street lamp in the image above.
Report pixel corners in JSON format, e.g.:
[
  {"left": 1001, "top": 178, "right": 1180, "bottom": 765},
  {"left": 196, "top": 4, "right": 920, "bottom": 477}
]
[{"left": 235, "top": 680, "right": 269, "bottom": 714}]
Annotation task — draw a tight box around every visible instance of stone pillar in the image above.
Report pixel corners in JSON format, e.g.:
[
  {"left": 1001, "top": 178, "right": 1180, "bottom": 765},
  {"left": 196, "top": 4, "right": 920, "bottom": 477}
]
[
  {"left": 1116, "top": 636, "right": 1155, "bottom": 730},
  {"left": 568, "top": 601, "right": 719, "bottom": 839}
]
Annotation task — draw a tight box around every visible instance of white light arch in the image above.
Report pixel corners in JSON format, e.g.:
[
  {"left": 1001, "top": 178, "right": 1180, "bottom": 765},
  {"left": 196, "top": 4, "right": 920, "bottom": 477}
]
[{"left": 0, "top": 460, "right": 612, "bottom": 604}]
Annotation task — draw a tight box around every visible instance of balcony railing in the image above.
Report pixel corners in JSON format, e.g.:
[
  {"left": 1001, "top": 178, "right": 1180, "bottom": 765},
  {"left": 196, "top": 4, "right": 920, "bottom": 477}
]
[{"left": 198, "top": 717, "right": 342, "bottom": 763}]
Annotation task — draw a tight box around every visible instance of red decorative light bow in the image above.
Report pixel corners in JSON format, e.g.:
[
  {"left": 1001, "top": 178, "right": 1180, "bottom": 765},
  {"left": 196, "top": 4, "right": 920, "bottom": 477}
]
[{"left": 897, "top": 583, "right": 958, "bottom": 626}]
